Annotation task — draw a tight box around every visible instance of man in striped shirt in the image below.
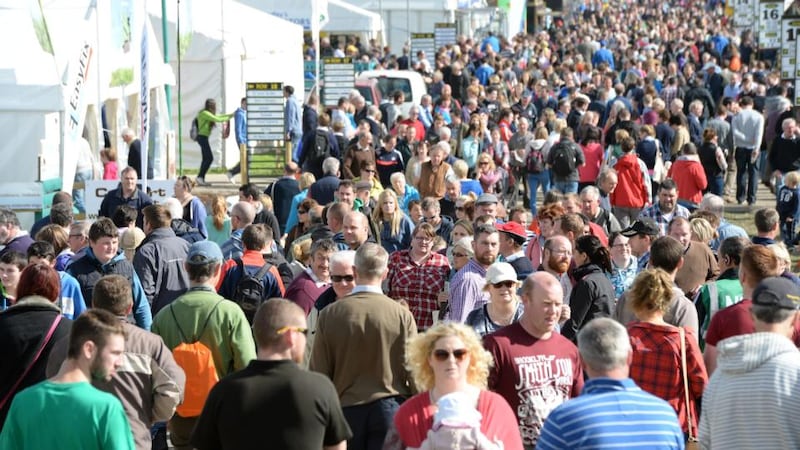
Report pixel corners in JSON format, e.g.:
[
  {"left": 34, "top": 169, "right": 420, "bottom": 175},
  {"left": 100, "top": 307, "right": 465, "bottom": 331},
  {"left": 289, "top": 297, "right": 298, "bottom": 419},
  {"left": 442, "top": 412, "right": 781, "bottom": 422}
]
[{"left": 537, "top": 318, "right": 683, "bottom": 450}]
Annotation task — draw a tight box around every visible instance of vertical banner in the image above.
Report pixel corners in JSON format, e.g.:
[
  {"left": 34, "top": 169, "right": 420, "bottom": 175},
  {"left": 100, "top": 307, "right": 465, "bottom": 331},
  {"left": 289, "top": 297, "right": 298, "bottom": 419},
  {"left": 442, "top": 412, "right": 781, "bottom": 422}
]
[
  {"left": 139, "top": 19, "right": 150, "bottom": 191},
  {"left": 758, "top": 1, "right": 782, "bottom": 49},
  {"left": 65, "top": 42, "right": 94, "bottom": 143},
  {"left": 783, "top": 17, "right": 800, "bottom": 79}
]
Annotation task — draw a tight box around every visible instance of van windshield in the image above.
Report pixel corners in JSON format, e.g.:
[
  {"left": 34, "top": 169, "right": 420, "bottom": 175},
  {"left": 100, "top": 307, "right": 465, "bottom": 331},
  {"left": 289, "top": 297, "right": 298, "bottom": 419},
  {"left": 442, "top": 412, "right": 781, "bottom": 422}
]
[
  {"left": 374, "top": 78, "right": 412, "bottom": 102},
  {"left": 356, "top": 86, "right": 376, "bottom": 105}
]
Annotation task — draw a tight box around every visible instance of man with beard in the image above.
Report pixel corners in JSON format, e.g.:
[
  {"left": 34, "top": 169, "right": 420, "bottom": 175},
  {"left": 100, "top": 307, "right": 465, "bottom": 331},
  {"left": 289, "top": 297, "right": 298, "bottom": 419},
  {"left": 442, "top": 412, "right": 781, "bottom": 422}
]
[
  {"left": 447, "top": 224, "right": 500, "bottom": 323},
  {"left": 638, "top": 179, "right": 690, "bottom": 236},
  {"left": 484, "top": 272, "right": 584, "bottom": 448},
  {"left": 539, "top": 235, "right": 574, "bottom": 304},
  {"left": 191, "top": 299, "right": 351, "bottom": 450},
  {"left": 0, "top": 310, "right": 134, "bottom": 449}
]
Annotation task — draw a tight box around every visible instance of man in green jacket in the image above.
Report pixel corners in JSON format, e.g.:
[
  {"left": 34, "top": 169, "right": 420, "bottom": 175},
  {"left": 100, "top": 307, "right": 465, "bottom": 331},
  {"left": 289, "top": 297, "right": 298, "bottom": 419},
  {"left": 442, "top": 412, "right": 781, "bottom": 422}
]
[
  {"left": 696, "top": 236, "right": 747, "bottom": 349},
  {"left": 152, "top": 240, "right": 255, "bottom": 450}
]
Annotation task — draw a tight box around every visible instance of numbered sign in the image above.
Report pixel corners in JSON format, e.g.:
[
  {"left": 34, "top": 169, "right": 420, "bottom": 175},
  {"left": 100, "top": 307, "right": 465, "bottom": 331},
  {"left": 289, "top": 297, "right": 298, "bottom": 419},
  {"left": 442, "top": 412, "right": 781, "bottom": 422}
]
[
  {"left": 411, "top": 33, "right": 436, "bottom": 67},
  {"left": 759, "top": 2, "right": 783, "bottom": 48},
  {"left": 322, "top": 57, "right": 355, "bottom": 107},
  {"left": 434, "top": 23, "right": 457, "bottom": 51},
  {"left": 783, "top": 18, "right": 800, "bottom": 79},
  {"left": 795, "top": 79, "right": 800, "bottom": 105},
  {"left": 246, "top": 82, "right": 285, "bottom": 143},
  {"left": 735, "top": 0, "right": 757, "bottom": 27}
]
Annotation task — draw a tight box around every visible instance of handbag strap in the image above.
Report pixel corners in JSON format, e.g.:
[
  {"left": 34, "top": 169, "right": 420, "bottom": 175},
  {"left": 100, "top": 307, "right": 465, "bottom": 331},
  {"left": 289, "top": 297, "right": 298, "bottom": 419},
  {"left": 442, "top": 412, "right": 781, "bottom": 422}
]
[
  {"left": 0, "top": 314, "right": 62, "bottom": 410},
  {"left": 679, "top": 326, "right": 695, "bottom": 440}
]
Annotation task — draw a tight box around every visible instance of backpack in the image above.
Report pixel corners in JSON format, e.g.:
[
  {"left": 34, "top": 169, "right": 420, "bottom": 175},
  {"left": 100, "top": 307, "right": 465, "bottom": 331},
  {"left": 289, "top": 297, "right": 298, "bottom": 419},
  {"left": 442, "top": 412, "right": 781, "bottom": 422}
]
[
  {"left": 169, "top": 301, "right": 222, "bottom": 418},
  {"left": 190, "top": 117, "right": 199, "bottom": 141},
  {"left": 231, "top": 259, "right": 272, "bottom": 324},
  {"left": 526, "top": 145, "right": 545, "bottom": 174},
  {"left": 307, "top": 129, "right": 330, "bottom": 165},
  {"left": 550, "top": 142, "right": 576, "bottom": 177}
]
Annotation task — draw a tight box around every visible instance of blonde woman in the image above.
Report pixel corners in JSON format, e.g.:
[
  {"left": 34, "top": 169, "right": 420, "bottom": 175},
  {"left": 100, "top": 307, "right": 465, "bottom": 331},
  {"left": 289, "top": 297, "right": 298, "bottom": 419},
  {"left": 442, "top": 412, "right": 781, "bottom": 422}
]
[
  {"left": 386, "top": 322, "right": 523, "bottom": 449},
  {"left": 372, "top": 189, "right": 415, "bottom": 254},
  {"left": 475, "top": 153, "right": 501, "bottom": 194},
  {"left": 203, "top": 195, "right": 231, "bottom": 247},
  {"left": 465, "top": 263, "right": 524, "bottom": 337},
  {"left": 627, "top": 268, "right": 708, "bottom": 437},
  {"left": 173, "top": 175, "right": 208, "bottom": 237},
  {"left": 690, "top": 217, "right": 716, "bottom": 247}
]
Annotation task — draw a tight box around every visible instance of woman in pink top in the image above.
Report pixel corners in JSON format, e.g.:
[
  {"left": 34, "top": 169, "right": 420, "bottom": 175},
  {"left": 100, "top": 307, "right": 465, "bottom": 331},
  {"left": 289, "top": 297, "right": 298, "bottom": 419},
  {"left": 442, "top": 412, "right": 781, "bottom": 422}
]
[
  {"left": 476, "top": 153, "right": 503, "bottom": 194},
  {"left": 386, "top": 322, "right": 523, "bottom": 449},
  {"left": 666, "top": 142, "right": 708, "bottom": 208},
  {"left": 578, "top": 126, "right": 604, "bottom": 192}
]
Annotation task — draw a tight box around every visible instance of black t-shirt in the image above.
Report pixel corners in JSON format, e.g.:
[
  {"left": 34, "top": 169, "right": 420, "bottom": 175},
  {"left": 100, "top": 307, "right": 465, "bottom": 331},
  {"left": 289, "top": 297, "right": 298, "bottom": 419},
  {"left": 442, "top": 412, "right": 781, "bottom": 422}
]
[{"left": 191, "top": 359, "right": 352, "bottom": 450}]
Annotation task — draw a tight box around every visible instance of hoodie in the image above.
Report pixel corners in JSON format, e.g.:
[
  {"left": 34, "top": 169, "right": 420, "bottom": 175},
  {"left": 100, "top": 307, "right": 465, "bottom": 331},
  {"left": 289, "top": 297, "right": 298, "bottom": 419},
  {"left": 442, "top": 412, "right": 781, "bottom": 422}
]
[
  {"left": 611, "top": 153, "right": 649, "bottom": 208},
  {"left": 700, "top": 332, "right": 800, "bottom": 450},
  {"left": 667, "top": 155, "right": 707, "bottom": 204}
]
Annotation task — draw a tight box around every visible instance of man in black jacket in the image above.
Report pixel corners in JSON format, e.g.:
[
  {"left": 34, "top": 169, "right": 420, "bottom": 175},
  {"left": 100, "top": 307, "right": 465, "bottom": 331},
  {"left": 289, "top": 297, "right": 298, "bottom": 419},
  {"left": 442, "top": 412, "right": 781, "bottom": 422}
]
[{"left": 265, "top": 163, "right": 301, "bottom": 235}]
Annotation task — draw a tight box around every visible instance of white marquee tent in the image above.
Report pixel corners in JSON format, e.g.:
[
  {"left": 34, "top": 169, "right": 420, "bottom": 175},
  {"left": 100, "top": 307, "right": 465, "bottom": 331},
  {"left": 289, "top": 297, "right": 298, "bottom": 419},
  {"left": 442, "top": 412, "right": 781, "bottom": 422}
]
[{"left": 147, "top": 0, "right": 305, "bottom": 172}]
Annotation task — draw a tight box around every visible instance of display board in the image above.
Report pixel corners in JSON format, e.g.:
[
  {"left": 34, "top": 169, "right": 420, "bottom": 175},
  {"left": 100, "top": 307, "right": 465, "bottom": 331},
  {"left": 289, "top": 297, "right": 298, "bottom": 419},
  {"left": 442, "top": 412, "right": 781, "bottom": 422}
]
[
  {"left": 434, "top": 23, "right": 457, "bottom": 51},
  {"left": 246, "top": 82, "right": 286, "bottom": 177},
  {"left": 322, "top": 57, "right": 355, "bottom": 107},
  {"left": 411, "top": 32, "right": 436, "bottom": 66},
  {"left": 759, "top": 1, "right": 783, "bottom": 48}
]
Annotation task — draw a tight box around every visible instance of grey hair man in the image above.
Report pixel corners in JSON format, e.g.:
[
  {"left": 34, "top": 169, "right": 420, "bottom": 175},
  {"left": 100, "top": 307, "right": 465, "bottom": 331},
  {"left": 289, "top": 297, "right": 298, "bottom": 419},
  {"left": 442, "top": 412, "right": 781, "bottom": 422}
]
[
  {"left": 537, "top": 318, "right": 683, "bottom": 449},
  {"left": 698, "top": 193, "right": 747, "bottom": 250},
  {"left": 310, "top": 243, "right": 416, "bottom": 450},
  {"left": 700, "top": 277, "right": 800, "bottom": 450}
]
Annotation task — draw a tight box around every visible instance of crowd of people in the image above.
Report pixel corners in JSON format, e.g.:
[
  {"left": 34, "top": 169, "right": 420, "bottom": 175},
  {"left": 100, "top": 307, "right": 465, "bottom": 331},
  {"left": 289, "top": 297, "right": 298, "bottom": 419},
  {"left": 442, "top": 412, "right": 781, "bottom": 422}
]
[{"left": 5, "top": 0, "right": 800, "bottom": 448}]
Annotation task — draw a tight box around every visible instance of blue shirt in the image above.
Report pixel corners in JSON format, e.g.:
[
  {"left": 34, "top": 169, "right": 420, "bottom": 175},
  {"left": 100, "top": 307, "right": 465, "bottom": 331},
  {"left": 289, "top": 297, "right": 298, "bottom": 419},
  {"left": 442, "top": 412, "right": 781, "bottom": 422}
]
[
  {"left": 638, "top": 202, "right": 690, "bottom": 236},
  {"left": 234, "top": 107, "right": 247, "bottom": 145},
  {"left": 536, "top": 378, "right": 684, "bottom": 450}
]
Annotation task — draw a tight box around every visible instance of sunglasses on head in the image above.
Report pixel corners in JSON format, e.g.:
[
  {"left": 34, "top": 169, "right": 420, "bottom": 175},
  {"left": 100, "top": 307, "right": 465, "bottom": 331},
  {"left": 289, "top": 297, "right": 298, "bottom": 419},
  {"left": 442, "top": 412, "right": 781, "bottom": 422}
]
[
  {"left": 432, "top": 348, "right": 469, "bottom": 362},
  {"left": 492, "top": 280, "right": 516, "bottom": 289},
  {"left": 331, "top": 274, "right": 355, "bottom": 283}
]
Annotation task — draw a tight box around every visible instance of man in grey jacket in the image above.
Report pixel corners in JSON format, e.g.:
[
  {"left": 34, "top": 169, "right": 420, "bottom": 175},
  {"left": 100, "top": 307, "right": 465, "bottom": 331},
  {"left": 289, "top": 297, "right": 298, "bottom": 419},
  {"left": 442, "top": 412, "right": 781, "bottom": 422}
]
[
  {"left": 47, "top": 275, "right": 186, "bottom": 450},
  {"left": 134, "top": 204, "right": 190, "bottom": 315},
  {"left": 699, "top": 277, "right": 800, "bottom": 450}
]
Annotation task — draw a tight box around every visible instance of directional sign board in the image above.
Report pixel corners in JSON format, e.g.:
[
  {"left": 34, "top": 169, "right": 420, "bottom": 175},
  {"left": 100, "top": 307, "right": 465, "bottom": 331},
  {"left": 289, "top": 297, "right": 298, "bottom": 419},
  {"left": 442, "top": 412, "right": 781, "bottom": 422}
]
[
  {"left": 784, "top": 17, "right": 800, "bottom": 79},
  {"left": 322, "top": 57, "right": 355, "bottom": 107},
  {"left": 434, "top": 23, "right": 457, "bottom": 51},
  {"left": 734, "top": 0, "right": 757, "bottom": 27},
  {"left": 411, "top": 32, "right": 436, "bottom": 67},
  {"left": 759, "top": 1, "right": 783, "bottom": 48},
  {"left": 246, "top": 82, "right": 285, "bottom": 143}
]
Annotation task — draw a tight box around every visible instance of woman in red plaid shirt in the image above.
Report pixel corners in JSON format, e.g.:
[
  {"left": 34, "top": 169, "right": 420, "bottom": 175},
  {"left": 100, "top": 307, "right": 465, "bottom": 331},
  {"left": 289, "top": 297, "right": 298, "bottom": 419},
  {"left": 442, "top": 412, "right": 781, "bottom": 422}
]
[
  {"left": 387, "top": 223, "right": 451, "bottom": 330},
  {"left": 627, "top": 268, "right": 708, "bottom": 436}
]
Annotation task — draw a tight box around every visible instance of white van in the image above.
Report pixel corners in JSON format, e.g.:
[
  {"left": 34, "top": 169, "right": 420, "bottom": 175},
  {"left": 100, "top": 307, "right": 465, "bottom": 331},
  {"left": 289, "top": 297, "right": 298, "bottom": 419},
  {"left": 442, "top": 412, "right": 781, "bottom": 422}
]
[{"left": 356, "top": 70, "right": 427, "bottom": 118}]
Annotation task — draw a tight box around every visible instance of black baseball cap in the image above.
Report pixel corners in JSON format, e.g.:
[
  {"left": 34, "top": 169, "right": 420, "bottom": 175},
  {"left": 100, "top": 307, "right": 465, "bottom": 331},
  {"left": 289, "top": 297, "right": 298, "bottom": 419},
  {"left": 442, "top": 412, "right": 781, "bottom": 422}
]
[
  {"left": 752, "top": 277, "right": 800, "bottom": 310},
  {"left": 620, "top": 218, "right": 660, "bottom": 237}
]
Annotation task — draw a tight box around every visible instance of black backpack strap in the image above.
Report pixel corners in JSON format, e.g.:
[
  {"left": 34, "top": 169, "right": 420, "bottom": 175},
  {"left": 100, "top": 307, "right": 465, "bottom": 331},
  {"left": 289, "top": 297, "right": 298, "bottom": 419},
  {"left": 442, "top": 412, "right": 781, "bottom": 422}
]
[
  {"left": 197, "top": 300, "right": 224, "bottom": 340},
  {"left": 169, "top": 304, "right": 188, "bottom": 342},
  {"left": 254, "top": 261, "right": 273, "bottom": 281}
]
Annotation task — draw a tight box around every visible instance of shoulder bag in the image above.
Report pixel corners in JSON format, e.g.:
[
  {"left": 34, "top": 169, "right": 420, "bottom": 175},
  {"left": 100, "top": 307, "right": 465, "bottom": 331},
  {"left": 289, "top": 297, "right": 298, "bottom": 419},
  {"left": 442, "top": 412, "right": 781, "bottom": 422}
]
[
  {"left": 0, "top": 315, "right": 63, "bottom": 410},
  {"left": 679, "top": 326, "right": 699, "bottom": 449}
]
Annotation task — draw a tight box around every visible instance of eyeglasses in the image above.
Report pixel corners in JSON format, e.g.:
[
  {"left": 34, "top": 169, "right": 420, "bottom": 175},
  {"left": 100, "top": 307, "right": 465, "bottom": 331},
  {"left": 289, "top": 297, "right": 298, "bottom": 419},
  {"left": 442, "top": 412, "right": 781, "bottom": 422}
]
[
  {"left": 547, "top": 248, "right": 571, "bottom": 256},
  {"left": 455, "top": 206, "right": 465, "bottom": 211},
  {"left": 452, "top": 252, "right": 469, "bottom": 258},
  {"left": 479, "top": 161, "right": 489, "bottom": 165},
  {"left": 298, "top": 209, "right": 308, "bottom": 214},
  {"left": 331, "top": 274, "right": 355, "bottom": 283},
  {"left": 432, "top": 348, "right": 469, "bottom": 362},
  {"left": 414, "top": 235, "right": 433, "bottom": 243},
  {"left": 492, "top": 280, "right": 516, "bottom": 289},
  {"left": 276, "top": 326, "right": 308, "bottom": 336}
]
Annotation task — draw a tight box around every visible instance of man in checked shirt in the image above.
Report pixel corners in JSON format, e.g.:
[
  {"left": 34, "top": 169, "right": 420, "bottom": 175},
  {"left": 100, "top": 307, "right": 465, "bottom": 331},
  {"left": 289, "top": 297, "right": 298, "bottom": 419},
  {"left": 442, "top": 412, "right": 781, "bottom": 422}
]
[
  {"left": 386, "top": 223, "right": 451, "bottom": 330},
  {"left": 446, "top": 224, "right": 500, "bottom": 323}
]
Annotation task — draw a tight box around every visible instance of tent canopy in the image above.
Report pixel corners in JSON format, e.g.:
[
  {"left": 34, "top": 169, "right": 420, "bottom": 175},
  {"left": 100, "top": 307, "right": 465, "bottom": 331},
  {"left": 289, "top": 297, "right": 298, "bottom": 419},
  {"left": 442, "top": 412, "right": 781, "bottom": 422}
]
[
  {"left": 147, "top": 0, "right": 305, "bottom": 171},
  {"left": 255, "top": 0, "right": 384, "bottom": 37}
]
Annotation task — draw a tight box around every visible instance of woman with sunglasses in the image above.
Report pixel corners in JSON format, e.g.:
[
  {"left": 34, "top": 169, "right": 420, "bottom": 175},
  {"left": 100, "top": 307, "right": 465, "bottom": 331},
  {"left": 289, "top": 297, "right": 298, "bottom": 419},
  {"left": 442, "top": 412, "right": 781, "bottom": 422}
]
[
  {"left": 475, "top": 153, "right": 502, "bottom": 194},
  {"left": 385, "top": 322, "right": 523, "bottom": 449},
  {"left": 173, "top": 176, "right": 208, "bottom": 238},
  {"left": 466, "top": 263, "right": 524, "bottom": 337},
  {"left": 561, "top": 234, "right": 616, "bottom": 342}
]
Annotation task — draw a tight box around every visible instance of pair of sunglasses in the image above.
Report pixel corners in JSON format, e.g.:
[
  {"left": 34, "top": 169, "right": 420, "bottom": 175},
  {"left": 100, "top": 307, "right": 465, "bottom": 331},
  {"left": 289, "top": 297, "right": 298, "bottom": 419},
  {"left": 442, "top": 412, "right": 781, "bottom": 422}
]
[
  {"left": 492, "top": 280, "right": 516, "bottom": 289},
  {"left": 331, "top": 274, "right": 355, "bottom": 282},
  {"left": 432, "top": 349, "right": 469, "bottom": 362}
]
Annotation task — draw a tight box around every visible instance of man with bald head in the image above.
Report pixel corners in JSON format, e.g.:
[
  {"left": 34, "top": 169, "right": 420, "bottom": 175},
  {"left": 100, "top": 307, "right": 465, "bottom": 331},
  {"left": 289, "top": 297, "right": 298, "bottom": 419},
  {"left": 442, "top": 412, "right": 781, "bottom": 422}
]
[
  {"left": 221, "top": 201, "right": 256, "bottom": 260},
  {"left": 342, "top": 211, "right": 370, "bottom": 250},
  {"left": 484, "top": 271, "right": 584, "bottom": 449}
]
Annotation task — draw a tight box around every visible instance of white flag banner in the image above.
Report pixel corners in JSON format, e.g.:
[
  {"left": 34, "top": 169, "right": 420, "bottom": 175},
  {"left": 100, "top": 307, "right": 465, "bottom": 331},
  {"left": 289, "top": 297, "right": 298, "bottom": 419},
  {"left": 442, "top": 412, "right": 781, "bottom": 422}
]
[
  {"left": 319, "top": 0, "right": 329, "bottom": 29},
  {"left": 65, "top": 41, "right": 93, "bottom": 143},
  {"left": 139, "top": 19, "right": 150, "bottom": 190}
]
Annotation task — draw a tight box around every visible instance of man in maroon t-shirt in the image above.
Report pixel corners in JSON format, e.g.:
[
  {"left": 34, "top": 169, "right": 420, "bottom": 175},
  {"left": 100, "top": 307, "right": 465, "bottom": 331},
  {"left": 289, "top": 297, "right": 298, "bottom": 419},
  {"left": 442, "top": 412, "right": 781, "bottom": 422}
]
[
  {"left": 484, "top": 271, "right": 584, "bottom": 448},
  {"left": 704, "top": 245, "right": 780, "bottom": 375}
]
